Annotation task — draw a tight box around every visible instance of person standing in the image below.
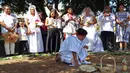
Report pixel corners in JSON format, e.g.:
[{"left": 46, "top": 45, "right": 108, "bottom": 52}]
[
  {"left": 0, "top": 5, "right": 18, "bottom": 56},
  {"left": 115, "top": 4, "right": 130, "bottom": 51},
  {"left": 98, "top": 6, "right": 116, "bottom": 51},
  {"left": 62, "top": 7, "right": 78, "bottom": 39},
  {"left": 81, "top": 7, "right": 104, "bottom": 52},
  {"left": 45, "top": 9, "right": 61, "bottom": 53},
  {"left": 17, "top": 20, "right": 29, "bottom": 54},
  {"left": 25, "top": 5, "right": 44, "bottom": 54}
]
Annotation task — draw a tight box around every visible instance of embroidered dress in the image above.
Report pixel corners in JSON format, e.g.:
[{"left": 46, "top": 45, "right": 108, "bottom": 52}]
[{"left": 116, "top": 12, "right": 130, "bottom": 42}]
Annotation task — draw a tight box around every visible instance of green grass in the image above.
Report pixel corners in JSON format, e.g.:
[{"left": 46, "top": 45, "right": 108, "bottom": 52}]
[
  {"left": 0, "top": 53, "right": 56, "bottom": 61},
  {"left": 88, "top": 51, "right": 130, "bottom": 55},
  {"left": 0, "top": 52, "right": 130, "bottom": 61}
]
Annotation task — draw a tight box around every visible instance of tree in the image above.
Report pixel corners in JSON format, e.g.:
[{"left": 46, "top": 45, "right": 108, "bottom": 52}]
[{"left": 2, "top": 0, "right": 130, "bottom": 14}]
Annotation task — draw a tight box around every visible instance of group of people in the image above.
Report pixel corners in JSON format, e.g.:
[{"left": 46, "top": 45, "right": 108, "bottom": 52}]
[
  {"left": 56, "top": 4, "right": 130, "bottom": 66},
  {"left": 0, "top": 3, "right": 130, "bottom": 66},
  {"left": 0, "top": 5, "right": 44, "bottom": 56}
]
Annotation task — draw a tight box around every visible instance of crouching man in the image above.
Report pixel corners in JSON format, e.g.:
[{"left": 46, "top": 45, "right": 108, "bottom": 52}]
[{"left": 56, "top": 28, "right": 91, "bottom": 66}]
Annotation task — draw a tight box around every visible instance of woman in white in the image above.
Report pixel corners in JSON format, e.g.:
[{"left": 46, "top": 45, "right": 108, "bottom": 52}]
[
  {"left": 25, "top": 5, "right": 44, "bottom": 53},
  {"left": 81, "top": 7, "right": 104, "bottom": 52},
  {"left": 62, "top": 7, "right": 78, "bottom": 39},
  {"left": 0, "top": 5, "right": 17, "bottom": 56}
]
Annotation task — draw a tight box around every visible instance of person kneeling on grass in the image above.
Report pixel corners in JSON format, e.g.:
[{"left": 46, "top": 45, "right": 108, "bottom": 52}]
[{"left": 56, "top": 28, "right": 91, "bottom": 66}]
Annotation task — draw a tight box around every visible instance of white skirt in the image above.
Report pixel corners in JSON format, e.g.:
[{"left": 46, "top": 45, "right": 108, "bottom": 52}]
[{"left": 28, "top": 27, "right": 44, "bottom": 53}]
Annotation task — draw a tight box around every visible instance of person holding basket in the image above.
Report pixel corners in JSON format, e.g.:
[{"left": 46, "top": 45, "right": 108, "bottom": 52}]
[{"left": 0, "top": 5, "right": 18, "bottom": 56}]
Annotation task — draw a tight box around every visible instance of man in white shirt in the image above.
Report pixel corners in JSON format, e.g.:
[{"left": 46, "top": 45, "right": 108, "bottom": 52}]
[
  {"left": 56, "top": 28, "right": 91, "bottom": 66},
  {"left": 0, "top": 5, "right": 18, "bottom": 56}
]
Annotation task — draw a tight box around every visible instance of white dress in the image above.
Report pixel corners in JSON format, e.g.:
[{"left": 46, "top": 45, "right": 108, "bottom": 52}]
[
  {"left": 59, "top": 35, "right": 89, "bottom": 65},
  {"left": 26, "top": 15, "right": 44, "bottom": 53},
  {"left": 62, "top": 14, "right": 78, "bottom": 38},
  {"left": 82, "top": 16, "right": 104, "bottom": 52}
]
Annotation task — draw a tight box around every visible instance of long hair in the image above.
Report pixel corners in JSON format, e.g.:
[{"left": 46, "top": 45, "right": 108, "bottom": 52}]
[{"left": 49, "top": 9, "right": 59, "bottom": 19}]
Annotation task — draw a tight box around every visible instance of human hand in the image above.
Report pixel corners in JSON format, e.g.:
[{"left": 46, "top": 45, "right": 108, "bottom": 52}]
[
  {"left": 7, "top": 28, "right": 13, "bottom": 32},
  {"left": 104, "top": 13, "right": 110, "bottom": 17},
  {"left": 83, "top": 45, "right": 88, "bottom": 49}
]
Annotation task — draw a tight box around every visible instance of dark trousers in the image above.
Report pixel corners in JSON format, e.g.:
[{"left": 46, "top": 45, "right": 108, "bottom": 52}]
[
  {"left": 40, "top": 27, "right": 47, "bottom": 53},
  {"left": 101, "top": 31, "right": 114, "bottom": 51},
  {"left": 18, "top": 41, "right": 29, "bottom": 54},
  {"left": 46, "top": 28, "right": 61, "bottom": 53}
]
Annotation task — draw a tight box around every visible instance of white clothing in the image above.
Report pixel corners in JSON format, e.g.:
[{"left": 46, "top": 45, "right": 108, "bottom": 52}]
[
  {"left": 62, "top": 13, "right": 76, "bottom": 22},
  {"left": 63, "top": 20, "right": 77, "bottom": 34},
  {"left": 17, "top": 27, "right": 28, "bottom": 41},
  {"left": 0, "top": 13, "right": 17, "bottom": 55},
  {"left": 25, "top": 11, "right": 44, "bottom": 53},
  {"left": 4, "top": 42, "right": 15, "bottom": 55},
  {"left": 59, "top": 35, "right": 89, "bottom": 65},
  {"left": 45, "top": 17, "right": 57, "bottom": 29},
  {"left": 82, "top": 16, "right": 104, "bottom": 52},
  {"left": 98, "top": 13, "right": 115, "bottom": 32},
  {"left": 62, "top": 14, "right": 78, "bottom": 38},
  {"left": 0, "top": 13, "right": 17, "bottom": 33}
]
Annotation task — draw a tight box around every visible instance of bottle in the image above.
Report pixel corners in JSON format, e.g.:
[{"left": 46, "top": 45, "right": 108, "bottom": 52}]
[{"left": 122, "top": 56, "right": 128, "bottom": 72}]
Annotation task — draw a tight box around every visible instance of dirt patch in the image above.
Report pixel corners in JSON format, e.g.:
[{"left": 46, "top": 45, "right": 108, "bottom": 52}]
[{"left": 0, "top": 54, "right": 130, "bottom": 73}]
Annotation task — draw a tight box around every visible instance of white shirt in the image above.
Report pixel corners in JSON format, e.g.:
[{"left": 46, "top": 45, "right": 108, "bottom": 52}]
[
  {"left": 59, "top": 35, "right": 89, "bottom": 64},
  {"left": 62, "top": 13, "right": 76, "bottom": 22},
  {"left": 17, "top": 27, "right": 28, "bottom": 41},
  {"left": 0, "top": 13, "right": 17, "bottom": 33},
  {"left": 98, "top": 13, "right": 115, "bottom": 32}
]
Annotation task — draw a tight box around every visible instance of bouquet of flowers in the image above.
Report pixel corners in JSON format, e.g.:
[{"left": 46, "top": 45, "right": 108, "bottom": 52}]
[{"left": 35, "top": 19, "right": 43, "bottom": 27}]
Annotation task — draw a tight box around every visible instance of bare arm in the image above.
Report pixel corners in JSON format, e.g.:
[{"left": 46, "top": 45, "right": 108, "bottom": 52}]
[
  {"left": 45, "top": 18, "right": 52, "bottom": 26},
  {"left": 72, "top": 52, "right": 79, "bottom": 66},
  {"left": 0, "top": 21, "right": 12, "bottom": 32},
  {"left": 12, "top": 23, "right": 18, "bottom": 32},
  {"left": 25, "top": 18, "right": 30, "bottom": 30},
  {"left": 45, "top": 18, "right": 57, "bottom": 28}
]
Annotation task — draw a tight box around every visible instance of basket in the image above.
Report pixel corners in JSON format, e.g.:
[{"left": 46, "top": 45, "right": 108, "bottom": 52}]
[
  {"left": 2, "top": 32, "right": 19, "bottom": 43},
  {"left": 97, "top": 54, "right": 116, "bottom": 73},
  {"left": 79, "top": 65, "right": 97, "bottom": 72}
]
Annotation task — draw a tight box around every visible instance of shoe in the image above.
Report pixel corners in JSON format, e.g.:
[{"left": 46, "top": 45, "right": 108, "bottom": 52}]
[
  {"left": 119, "top": 49, "right": 123, "bottom": 52},
  {"left": 124, "top": 48, "right": 129, "bottom": 52},
  {"left": 69, "top": 63, "right": 75, "bottom": 66},
  {"left": 81, "top": 60, "right": 91, "bottom": 65}
]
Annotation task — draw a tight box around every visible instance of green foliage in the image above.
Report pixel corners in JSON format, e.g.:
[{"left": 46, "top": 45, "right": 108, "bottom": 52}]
[
  {"left": 2, "top": 0, "right": 130, "bottom": 14},
  {"left": 3, "top": 0, "right": 45, "bottom": 14}
]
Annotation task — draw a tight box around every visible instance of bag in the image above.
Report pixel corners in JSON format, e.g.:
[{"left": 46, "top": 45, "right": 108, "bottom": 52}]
[
  {"left": 2, "top": 32, "right": 19, "bottom": 43},
  {"left": 96, "top": 54, "right": 116, "bottom": 73}
]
